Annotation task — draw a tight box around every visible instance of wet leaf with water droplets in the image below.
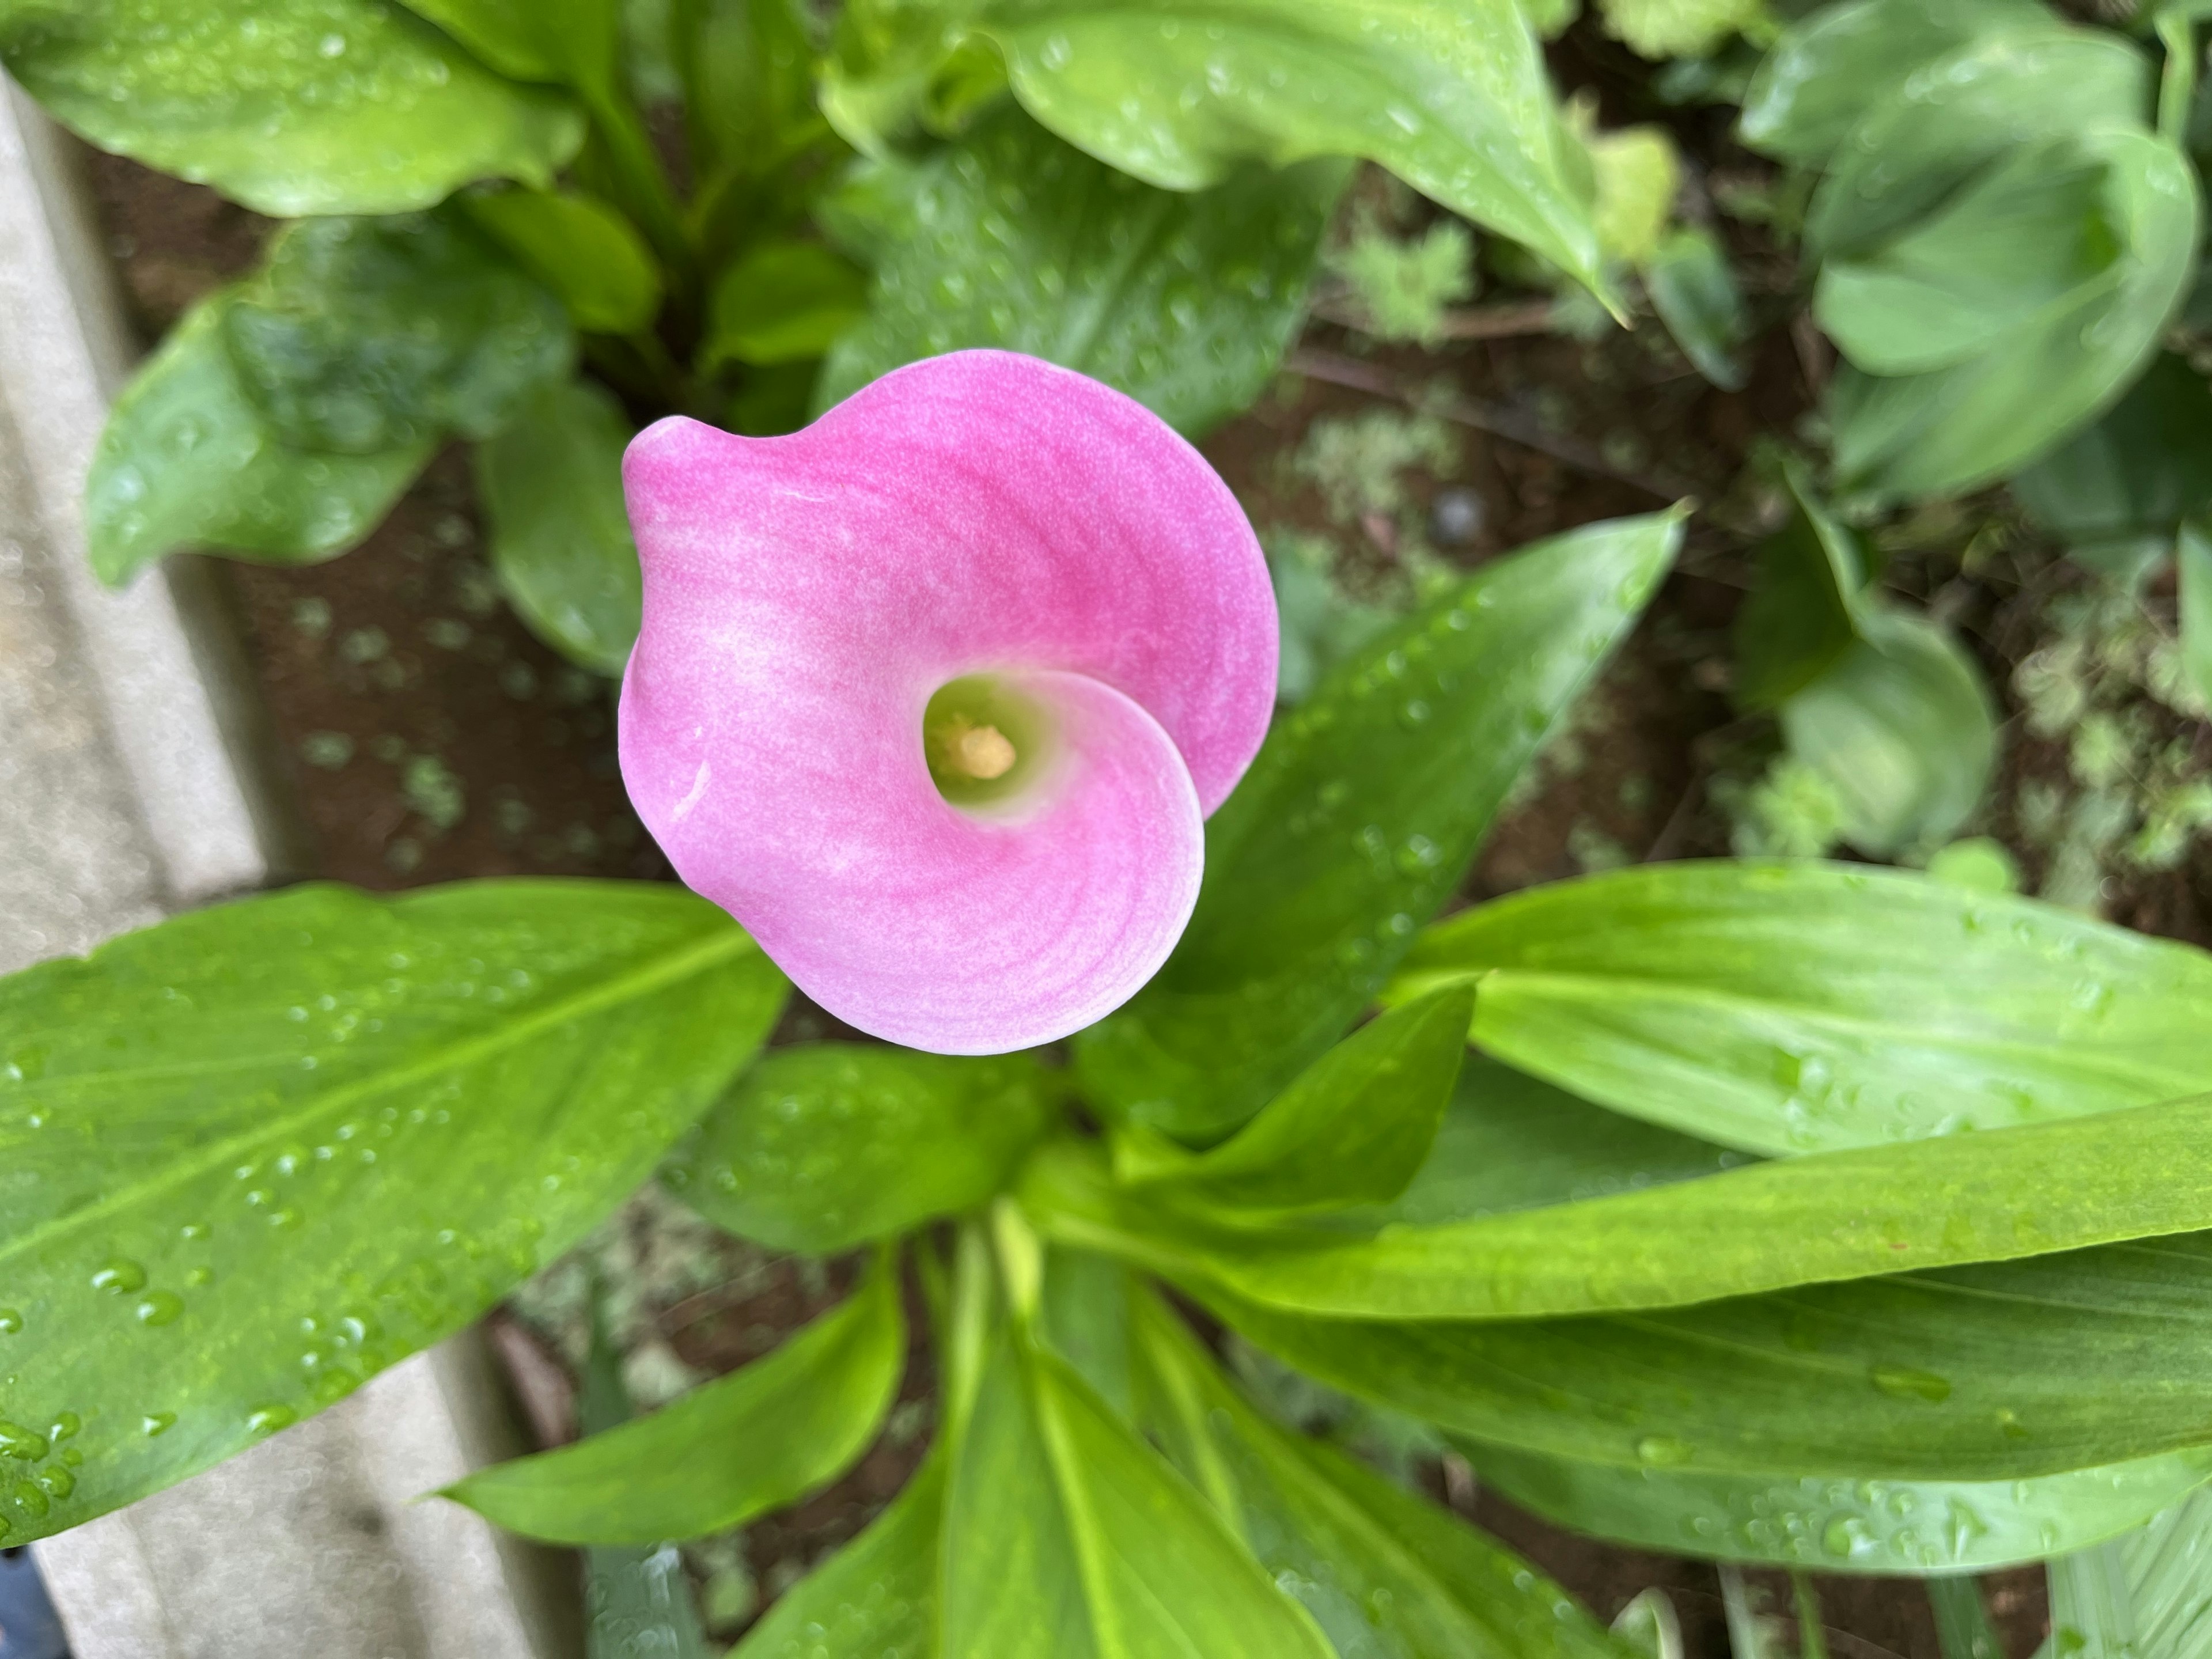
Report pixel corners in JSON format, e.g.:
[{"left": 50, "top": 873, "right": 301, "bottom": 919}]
[
  {"left": 1077, "top": 512, "right": 1681, "bottom": 1142},
  {"left": 1391, "top": 860, "right": 2212, "bottom": 1154},
  {"left": 817, "top": 101, "right": 1346, "bottom": 436},
  {"left": 85, "top": 291, "right": 431, "bottom": 586},
  {"left": 0, "top": 0, "right": 582, "bottom": 217},
  {"left": 0, "top": 881, "right": 785, "bottom": 1543}
]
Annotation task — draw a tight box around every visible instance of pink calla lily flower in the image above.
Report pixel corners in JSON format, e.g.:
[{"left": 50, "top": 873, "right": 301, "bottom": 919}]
[{"left": 618, "top": 351, "right": 1277, "bottom": 1054}]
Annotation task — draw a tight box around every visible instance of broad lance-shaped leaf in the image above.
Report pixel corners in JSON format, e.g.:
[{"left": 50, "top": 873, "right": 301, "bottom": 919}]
[
  {"left": 0, "top": 881, "right": 786, "bottom": 1544},
  {"left": 816, "top": 103, "right": 1347, "bottom": 436},
  {"left": 225, "top": 211, "right": 574, "bottom": 456},
  {"left": 85, "top": 292, "right": 431, "bottom": 586},
  {"left": 1646, "top": 228, "right": 1748, "bottom": 393},
  {"left": 1779, "top": 608, "right": 1997, "bottom": 859},
  {"left": 733, "top": 1455, "right": 945, "bottom": 1658},
  {"left": 0, "top": 0, "right": 581, "bottom": 218},
  {"left": 1738, "top": 0, "right": 2043, "bottom": 168},
  {"left": 664, "top": 1043, "right": 1065, "bottom": 1255},
  {"left": 943, "top": 1326, "right": 1335, "bottom": 1658},
  {"left": 463, "top": 188, "right": 664, "bottom": 335},
  {"left": 1130, "top": 1292, "right": 1637, "bottom": 1659},
  {"left": 1111, "top": 986, "right": 1473, "bottom": 1219},
  {"left": 1733, "top": 465, "right": 1870, "bottom": 712},
  {"left": 1459, "top": 1435, "right": 2212, "bottom": 1576},
  {"left": 1205, "top": 1232, "right": 2212, "bottom": 1484},
  {"left": 1075, "top": 510, "right": 1683, "bottom": 1142},
  {"left": 1025, "top": 1092, "right": 2212, "bottom": 1320},
  {"left": 1389, "top": 861, "right": 2212, "bottom": 1154},
  {"left": 478, "top": 378, "right": 643, "bottom": 676},
  {"left": 821, "top": 0, "right": 1603, "bottom": 293},
  {"left": 446, "top": 1255, "right": 906, "bottom": 1544}
]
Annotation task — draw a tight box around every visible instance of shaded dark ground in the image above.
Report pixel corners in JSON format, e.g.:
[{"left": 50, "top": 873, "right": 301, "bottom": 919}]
[{"left": 77, "top": 79, "right": 2206, "bottom": 1647}]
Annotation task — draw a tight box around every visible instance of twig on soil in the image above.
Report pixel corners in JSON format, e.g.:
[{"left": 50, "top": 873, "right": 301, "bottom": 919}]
[
  {"left": 1286, "top": 346, "right": 1699, "bottom": 503},
  {"left": 1310, "top": 297, "right": 1562, "bottom": 340}
]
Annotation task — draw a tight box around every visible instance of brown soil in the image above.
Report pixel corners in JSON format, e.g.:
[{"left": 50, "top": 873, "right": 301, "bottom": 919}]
[{"left": 70, "top": 121, "right": 2088, "bottom": 1656}]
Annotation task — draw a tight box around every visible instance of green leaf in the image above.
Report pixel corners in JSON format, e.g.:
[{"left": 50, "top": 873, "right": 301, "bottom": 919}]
[
  {"left": 1733, "top": 464, "right": 1870, "bottom": 711},
  {"left": 1027, "top": 1090, "right": 2212, "bottom": 1319},
  {"left": 1112, "top": 986, "right": 1474, "bottom": 1219},
  {"left": 1389, "top": 861, "right": 2212, "bottom": 1154},
  {"left": 664, "top": 1044, "right": 1063, "bottom": 1253},
  {"left": 1817, "top": 141, "right": 2119, "bottom": 378},
  {"left": 0, "top": 880, "right": 786, "bottom": 1544},
  {"left": 2010, "top": 355, "right": 2212, "bottom": 559},
  {"left": 1805, "top": 36, "right": 2199, "bottom": 500},
  {"left": 476, "top": 377, "right": 643, "bottom": 676},
  {"left": 397, "top": 0, "right": 621, "bottom": 86},
  {"left": 1778, "top": 608, "right": 1998, "bottom": 858},
  {"left": 729, "top": 1453, "right": 944, "bottom": 1658},
  {"left": 676, "top": 0, "right": 820, "bottom": 184},
  {"left": 463, "top": 188, "right": 665, "bottom": 334},
  {"left": 1805, "top": 29, "right": 2152, "bottom": 263},
  {"left": 1927, "top": 1578, "right": 2006, "bottom": 1659},
  {"left": 225, "top": 212, "right": 574, "bottom": 454},
  {"left": 2183, "top": 522, "right": 2212, "bottom": 713},
  {"left": 820, "top": 0, "right": 1606, "bottom": 293},
  {"left": 1039, "top": 1247, "right": 1136, "bottom": 1416},
  {"left": 1203, "top": 1232, "right": 2212, "bottom": 1483},
  {"left": 941, "top": 1326, "right": 1334, "bottom": 1658},
  {"left": 815, "top": 103, "right": 1346, "bottom": 435},
  {"left": 85, "top": 291, "right": 431, "bottom": 585},
  {"left": 2038, "top": 1483, "right": 2212, "bottom": 1659},
  {"left": 703, "top": 240, "right": 870, "bottom": 370},
  {"left": 1738, "top": 0, "right": 2045, "bottom": 168},
  {"left": 1461, "top": 1436, "right": 2212, "bottom": 1575},
  {"left": 0, "top": 0, "right": 582, "bottom": 217},
  {"left": 1646, "top": 228, "right": 1749, "bottom": 392},
  {"left": 2043, "top": 1543, "right": 2139, "bottom": 1659},
  {"left": 1130, "top": 1291, "right": 1637, "bottom": 1659},
  {"left": 445, "top": 1255, "right": 905, "bottom": 1544},
  {"left": 1074, "top": 511, "right": 1684, "bottom": 1143}
]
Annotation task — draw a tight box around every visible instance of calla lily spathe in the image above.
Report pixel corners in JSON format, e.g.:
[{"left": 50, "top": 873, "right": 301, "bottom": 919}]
[{"left": 618, "top": 351, "right": 1277, "bottom": 1054}]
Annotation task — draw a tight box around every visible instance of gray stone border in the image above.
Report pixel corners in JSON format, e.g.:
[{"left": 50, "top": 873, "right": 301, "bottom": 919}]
[{"left": 0, "top": 77, "right": 581, "bottom": 1659}]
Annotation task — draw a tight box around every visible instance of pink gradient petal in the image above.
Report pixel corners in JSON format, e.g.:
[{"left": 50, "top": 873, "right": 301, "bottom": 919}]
[{"left": 618, "top": 350, "right": 1275, "bottom": 1052}]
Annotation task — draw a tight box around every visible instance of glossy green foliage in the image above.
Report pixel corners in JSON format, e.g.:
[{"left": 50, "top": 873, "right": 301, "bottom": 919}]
[
  {"left": 941, "top": 1327, "right": 1335, "bottom": 1658},
  {"left": 1131, "top": 1296, "right": 1636, "bottom": 1658},
  {"left": 2039, "top": 1482, "right": 2212, "bottom": 1658},
  {"left": 1075, "top": 511, "right": 1683, "bottom": 1142},
  {"left": 703, "top": 241, "right": 870, "bottom": 369},
  {"left": 1392, "top": 861, "right": 2212, "bottom": 1153},
  {"left": 820, "top": 0, "right": 1605, "bottom": 292},
  {"left": 1465, "top": 1437, "right": 2212, "bottom": 1575},
  {"left": 398, "top": 0, "right": 621, "bottom": 87},
  {"left": 0, "top": 881, "right": 786, "bottom": 1544},
  {"left": 730, "top": 1453, "right": 944, "bottom": 1658},
  {"left": 1738, "top": 0, "right": 2039, "bottom": 166},
  {"left": 1032, "top": 1086, "right": 2212, "bottom": 1320},
  {"left": 1210, "top": 1232, "right": 2212, "bottom": 1483},
  {"left": 1779, "top": 21, "right": 2200, "bottom": 499},
  {"left": 1733, "top": 467, "right": 1871, "bottom": 710},
  {"left": 225, "top": 213, "right": 573, "bottom": 454},
  {"left": 463, "top": 188, "right": 664, "bottom": 334},
  {"left": 1111, "top": 986, "right": 1474, "bottom": 1219},
  {"left": 446, "top": 1258, "right": 904, "bottom": 1544},
  {"left": 1646, "top": 228, "right": 1749, "bottom": 392},
  {"left": 85, "top": 292, "right": 431, "bottom": 585},
  {"left": 0, "top": 0, "right": 581, "bottom": 217},
  {"left": 665, "top": 1044, "right": 1064, "bottom": 1253},
  {"left": 817, "top": 105, "right": 1347, "bottom": 435},
  {"left": 1779, "top": 609, "right": 1997, "bottom": 858},
  {"left": 2014, "top": 354, "right": 2212, "bottom": 554},
  {"left": 476, "top": 377, "right": 643, "bottom": 675}
]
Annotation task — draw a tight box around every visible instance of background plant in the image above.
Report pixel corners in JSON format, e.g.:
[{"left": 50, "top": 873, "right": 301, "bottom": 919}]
[{"left": 3, "top": 0, "right": 2212, "bottom": 1653}]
